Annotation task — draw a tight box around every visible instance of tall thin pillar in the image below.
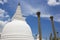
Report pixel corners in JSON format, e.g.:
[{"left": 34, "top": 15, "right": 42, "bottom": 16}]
[
  {"left": 49, "top": 33, "right": 52, "bottom": 40},
  {"left": 50, "top": 16, "right": 57, "bottom": 40},
  {"left": 36, "top": 12, "right": 42, "bottom": 40}
]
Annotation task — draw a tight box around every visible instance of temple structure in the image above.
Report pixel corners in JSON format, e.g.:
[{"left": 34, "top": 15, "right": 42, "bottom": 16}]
[{"left": 1, "top": 3, "right": 34, "bottom": 40}]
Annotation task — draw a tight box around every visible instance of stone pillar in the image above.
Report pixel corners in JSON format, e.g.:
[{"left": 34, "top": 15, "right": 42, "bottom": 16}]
[
  {"left": 36, "top": 12, "right": 42, "bottom": 40},
  {"left": 50, "top": 16, "right": 57, "bottom": 40}
]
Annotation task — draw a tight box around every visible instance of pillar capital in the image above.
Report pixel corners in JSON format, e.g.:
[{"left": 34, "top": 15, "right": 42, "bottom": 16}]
[
  {"left": 36, "top": 12, "right": 40, "bottom": 17},
  {"left": 50, "top": 16, "right": 53, "bottom": 21}
]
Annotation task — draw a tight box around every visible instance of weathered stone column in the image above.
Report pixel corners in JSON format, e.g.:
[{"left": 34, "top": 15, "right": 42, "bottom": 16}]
[
  {"left": 36, "top": 12, "right": 42, "bottom": 40},
  {"left": 50, "top": 16, "right": 57, "bottom": 40}
]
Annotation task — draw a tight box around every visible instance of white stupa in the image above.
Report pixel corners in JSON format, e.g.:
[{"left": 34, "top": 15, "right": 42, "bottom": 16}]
[{"left": 1, "top": 3, "right": 34, "bottom": 40}]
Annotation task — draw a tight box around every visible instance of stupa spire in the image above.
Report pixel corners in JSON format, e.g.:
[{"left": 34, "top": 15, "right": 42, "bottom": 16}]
[{"left": 12, "top": 3, "right": 24, "bottom": 20}]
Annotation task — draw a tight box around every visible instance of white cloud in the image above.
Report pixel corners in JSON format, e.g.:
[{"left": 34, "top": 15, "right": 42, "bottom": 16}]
[
  {"left": 0, "top": 0, "right": 3, "bottom": 4},
  {"left": 0, "top": 9, "right": 10, "bottom": 21},
  {"left": 0, "top": 0, "right": 7, "bottom": 4},
  {"left": 48, "top": 0, "right": 60, "bottom": 6},
  {"left": 0, "top": 9, "right": 10, "bottom": 19},
  {"left": 21, "top": 1, "right": 40, "bottom": 16},
  {"left": 22, "top": 1, "right": 60, "bottom": 22},
  {"left": 0, "top": 9, "right": 10, "bottom": 28},
  {"left": 4, "top": 0, "right": 7, "bottom": 3},
  {"left": 23, "top": 6, "right": 38, "bottom": 16},
  {"left": 41, "top": 14, "right": 51, "bottom": 18},
  {"left": 21, "top": 1, "right": 51, "bottom": 18},
  {"left": 0, "top": 9, "right": 5, "bottom": 14},
  {"left": 0, "top": 21, "right": 7, "bottom": 26},
  {"left": 54, "top": 14, "right": 60, "bottom": 22},
  {"left": 0, "top": 9, "right": 6, "bottom": 17},
  {"left": 38, "top": 13, "right": 59, "bottom": 22}
]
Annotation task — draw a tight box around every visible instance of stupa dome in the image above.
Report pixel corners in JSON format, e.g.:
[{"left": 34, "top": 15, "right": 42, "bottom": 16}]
[{"left": 2, "top": 19, "right": 34, "bottom": 40}]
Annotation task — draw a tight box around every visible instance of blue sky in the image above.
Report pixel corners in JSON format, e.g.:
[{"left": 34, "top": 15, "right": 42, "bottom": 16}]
[{"left": 0, "top": 0, "right": 60, "bottom": 40}]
